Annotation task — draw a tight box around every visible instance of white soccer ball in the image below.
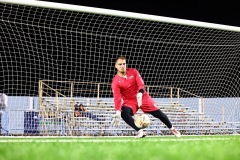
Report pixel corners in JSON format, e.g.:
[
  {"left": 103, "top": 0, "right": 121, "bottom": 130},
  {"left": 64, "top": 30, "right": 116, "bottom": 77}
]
[{"left": 134, "top": 113, "right": 150, "bottom": 129}]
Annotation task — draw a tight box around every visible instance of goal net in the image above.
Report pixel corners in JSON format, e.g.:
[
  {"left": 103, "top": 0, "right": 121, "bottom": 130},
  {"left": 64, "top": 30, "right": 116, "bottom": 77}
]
[{"left": 0, "top": 0, "right": 239, "bottom": 136}]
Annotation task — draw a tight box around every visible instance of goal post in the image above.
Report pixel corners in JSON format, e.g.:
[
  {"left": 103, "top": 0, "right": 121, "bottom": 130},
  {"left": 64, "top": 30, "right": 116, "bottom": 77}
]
[
  {"left": 0, "top": 0, "right": 240, "bottom": 136},
  {"left": 1, "top": 0, "right": 240, "bottom": 32}
]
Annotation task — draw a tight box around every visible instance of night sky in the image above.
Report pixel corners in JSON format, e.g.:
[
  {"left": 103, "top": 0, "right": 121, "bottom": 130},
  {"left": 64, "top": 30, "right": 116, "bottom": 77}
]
[{"left": 39, "top": 0, "right": 240, "bottom": 27}]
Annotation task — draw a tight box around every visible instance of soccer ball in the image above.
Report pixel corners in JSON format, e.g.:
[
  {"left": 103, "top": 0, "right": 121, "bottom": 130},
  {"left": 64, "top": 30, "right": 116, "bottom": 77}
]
[{"left": 134, "top": 113, "right": 150, "bottom": 129}]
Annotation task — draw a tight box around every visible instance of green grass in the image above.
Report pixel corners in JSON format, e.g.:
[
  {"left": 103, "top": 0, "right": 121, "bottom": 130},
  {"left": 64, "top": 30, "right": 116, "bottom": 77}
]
[{"left": 0, "top": 135, "right": 239, "bottom": 160}]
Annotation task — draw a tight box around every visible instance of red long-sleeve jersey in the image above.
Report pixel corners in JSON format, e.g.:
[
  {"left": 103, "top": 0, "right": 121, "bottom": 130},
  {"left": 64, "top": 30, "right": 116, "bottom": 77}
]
[{"left": 111, "top": 68, "right": 145, "bottom": 111}]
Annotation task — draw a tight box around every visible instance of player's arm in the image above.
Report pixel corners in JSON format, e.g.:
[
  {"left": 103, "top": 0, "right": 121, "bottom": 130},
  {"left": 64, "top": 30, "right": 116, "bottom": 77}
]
[
  {"left": 135, "top": 69, "right": 145, "bottom": 91},
  {"left": 135, "top": 69, "right": 145, "bottom": 107},
  {"left": 111, "top": 79, "right": 122, "bottom": 127},
  {"left": 111, "top": 80, "right": 122, "bottom": 111}
]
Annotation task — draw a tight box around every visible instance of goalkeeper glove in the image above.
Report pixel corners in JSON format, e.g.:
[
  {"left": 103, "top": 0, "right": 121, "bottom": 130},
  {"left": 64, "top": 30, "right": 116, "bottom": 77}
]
[
  {"left": 136, "top": 92, "right": 143, "bottom": 108},
  {"left": 111, "top": 110, "right": 121, "bottom": 127}
]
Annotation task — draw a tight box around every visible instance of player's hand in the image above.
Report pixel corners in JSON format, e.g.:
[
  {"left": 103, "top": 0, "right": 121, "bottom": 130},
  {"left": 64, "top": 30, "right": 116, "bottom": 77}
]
[
  {"left": 111, "top": 110, "right": 121, "bottom": 127},
  {"left": 136, "top": 92, "right": 143, "bottom": 108}
]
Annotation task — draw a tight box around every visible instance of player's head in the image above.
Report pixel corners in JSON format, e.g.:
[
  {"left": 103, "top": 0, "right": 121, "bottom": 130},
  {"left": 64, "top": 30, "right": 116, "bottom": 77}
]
[{"left": 115, "top": 56, "right": 126, "bottom": 75}]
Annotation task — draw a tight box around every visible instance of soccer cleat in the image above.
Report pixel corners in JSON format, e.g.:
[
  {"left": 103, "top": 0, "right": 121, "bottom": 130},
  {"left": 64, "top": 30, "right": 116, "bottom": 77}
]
[
  {"left": 170, "top": 127, "right": 181, "bottom": 138},
  {"left": 135, "top": 129, "right": 147, "bottom": 138}
]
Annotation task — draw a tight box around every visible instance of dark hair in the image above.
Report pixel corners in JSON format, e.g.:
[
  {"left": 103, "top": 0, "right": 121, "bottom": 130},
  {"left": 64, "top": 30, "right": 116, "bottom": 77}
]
[{"left": 115, "top": 56, "right": 126, "bottom": 63}]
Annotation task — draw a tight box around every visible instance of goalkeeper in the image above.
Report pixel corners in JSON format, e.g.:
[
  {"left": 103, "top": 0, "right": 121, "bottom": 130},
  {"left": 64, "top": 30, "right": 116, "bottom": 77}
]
[{"left": 111, "top": 56, "right": 181, "bottom": 138}]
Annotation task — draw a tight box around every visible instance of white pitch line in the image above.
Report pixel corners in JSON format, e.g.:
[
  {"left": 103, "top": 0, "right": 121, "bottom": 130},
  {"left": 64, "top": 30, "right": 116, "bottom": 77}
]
[{"left": 0, "top": 137, "right": 234, "bottom": 143}]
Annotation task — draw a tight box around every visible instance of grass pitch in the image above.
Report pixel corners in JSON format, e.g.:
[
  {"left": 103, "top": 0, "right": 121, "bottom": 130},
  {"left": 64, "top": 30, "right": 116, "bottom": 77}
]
[{"left": 0, "top": 135, "right": 239, "bottom": 160}]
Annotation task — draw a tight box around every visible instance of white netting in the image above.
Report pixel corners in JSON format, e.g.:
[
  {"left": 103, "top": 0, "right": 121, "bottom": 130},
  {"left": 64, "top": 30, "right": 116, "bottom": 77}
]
[{"left": 0, "top": 0, "right": 239, "bottom": 136}]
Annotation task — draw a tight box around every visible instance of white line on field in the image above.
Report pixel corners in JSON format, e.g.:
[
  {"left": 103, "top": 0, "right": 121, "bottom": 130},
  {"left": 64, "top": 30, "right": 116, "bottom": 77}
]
[{"left": 0, "top": 137, "right": 234, "bottom": 143}]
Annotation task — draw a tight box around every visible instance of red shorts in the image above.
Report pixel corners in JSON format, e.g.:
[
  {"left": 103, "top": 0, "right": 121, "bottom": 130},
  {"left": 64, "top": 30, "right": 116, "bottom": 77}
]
[{"left": 122, "top": 93, "right": 159, "bottom": 115}]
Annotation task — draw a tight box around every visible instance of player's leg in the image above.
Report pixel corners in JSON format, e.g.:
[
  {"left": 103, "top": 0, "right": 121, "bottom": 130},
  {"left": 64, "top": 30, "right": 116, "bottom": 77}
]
[
  {"left": 148, "top": 109, "right": 172, "bottom": 128},
  {"left": 121, "top": 106, "right": 146, "bottom": 138},
  {"left": 141, "top": 94, "right": 181, "bottom": 137},
  {"left": 121, "top": 106, "right": 139, "bottom": 131},
  {"left": 148, "top": 109, "right": 181, "bottom": 137}
]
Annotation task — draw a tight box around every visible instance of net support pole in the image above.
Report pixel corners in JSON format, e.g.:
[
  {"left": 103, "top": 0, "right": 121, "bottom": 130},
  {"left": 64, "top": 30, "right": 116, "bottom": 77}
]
[
  {"left": 70, "top": 81, "right": 74, "bottom": 132},
  {"left": 198, "top": 97, "right": 205, "bottom": 114},
  {"left": 222, "top": 106, "right": 225, "bottom": 123},
  {"left": 97, "top": 83, "right": 100, "bottom": 101},
  {"left": 39, "top": 80, "right": 43, "bottom": 110},
  {"left": 201, "top": 97, "right": 205, "bottom": 114},
  {"left": 177, "top": 88, "right": 180, "bottom": 104},
  {"left": 170, "top": 87, "right": 173, "bottom": 105},
  {"left": 56, "top": 92, "right": 58, "bottom": 112}
]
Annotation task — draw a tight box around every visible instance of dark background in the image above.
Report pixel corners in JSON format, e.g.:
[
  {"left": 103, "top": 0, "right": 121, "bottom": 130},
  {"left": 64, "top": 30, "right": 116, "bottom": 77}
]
[
  {"left": 39, "top": 0, "right": 240, "bottom": 27},
  {"left": 1, "top": 0, "right": 239, "bottom": 98}
]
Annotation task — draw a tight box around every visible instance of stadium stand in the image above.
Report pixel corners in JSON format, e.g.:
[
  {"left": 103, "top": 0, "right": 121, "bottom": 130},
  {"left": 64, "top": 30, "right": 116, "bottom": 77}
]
[{"left": 37, "top": 97, "right": 239, "bottom": 136}]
